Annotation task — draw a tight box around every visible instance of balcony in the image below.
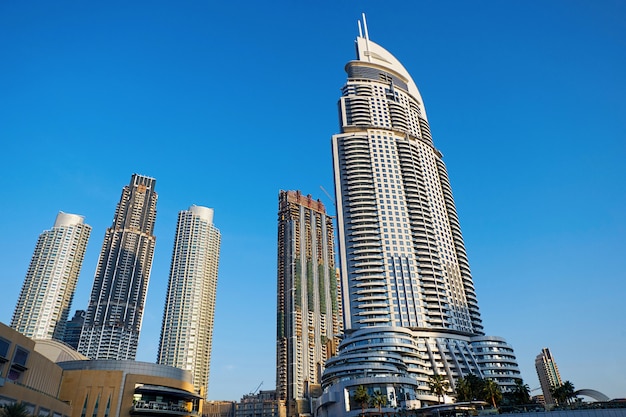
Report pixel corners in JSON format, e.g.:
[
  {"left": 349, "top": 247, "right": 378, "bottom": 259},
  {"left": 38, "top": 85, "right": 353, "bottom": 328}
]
[
  {"left": 131, "top": 384, "right": 202, "bottom": 417},
  {"left": 131, "top": 402, "right": 199, "bottom": 417}
]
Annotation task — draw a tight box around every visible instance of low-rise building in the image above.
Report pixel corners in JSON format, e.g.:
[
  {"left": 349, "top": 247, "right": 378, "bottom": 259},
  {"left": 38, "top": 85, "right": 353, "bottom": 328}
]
[
  {"left": 235, "top": 390, "right": 285, "bottom": 417},
  {"left": 203, "top": 400, "right": 235, "bottom": 417},
  {"left": 0, "top": 322, "right": 72, "bottom": 417},
  {"left": 58, "top": 360, "right": 202, "bottom": 417},
  {"left": 1, "top": 321, "right": 202, "bottom": 417}
]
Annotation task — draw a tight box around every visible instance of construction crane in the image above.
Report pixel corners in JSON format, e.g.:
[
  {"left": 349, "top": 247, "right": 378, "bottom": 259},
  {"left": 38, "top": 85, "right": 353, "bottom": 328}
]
[
  {"left": 250, "top": 381, "right": 263, "bottom": 395},
  {"left": 319, "top": 185, "right": 335, "bottom": 207}
]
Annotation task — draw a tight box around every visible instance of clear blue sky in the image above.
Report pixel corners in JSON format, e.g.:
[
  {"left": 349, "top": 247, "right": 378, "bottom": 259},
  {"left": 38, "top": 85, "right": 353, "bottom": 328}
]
[{"left": 1, "top": 0, "right": 624, "bottom": 401}]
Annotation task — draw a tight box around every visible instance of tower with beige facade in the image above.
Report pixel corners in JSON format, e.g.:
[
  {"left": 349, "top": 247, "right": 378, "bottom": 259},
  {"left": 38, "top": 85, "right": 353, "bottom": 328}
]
[
  {"left": 276, "top": 191, "right": 340, "bottom": 416},
  {"left": 157, "top": 205, "right": 221, "bottom": 399},
  {"left": 79, "top": 174, "right": 157, "bottom": 360},
  {"left": 535, "top": 347, "right": 563, "bottom": 407}
]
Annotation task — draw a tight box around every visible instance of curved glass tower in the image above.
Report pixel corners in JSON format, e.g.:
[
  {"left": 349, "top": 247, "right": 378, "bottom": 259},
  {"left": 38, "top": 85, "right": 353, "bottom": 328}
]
[{"left": 318, "top": 17, "right": 520, "bottom": 415}]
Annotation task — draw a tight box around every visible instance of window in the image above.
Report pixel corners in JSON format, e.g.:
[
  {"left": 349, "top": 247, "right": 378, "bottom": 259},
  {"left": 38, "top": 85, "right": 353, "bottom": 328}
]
[
  {"left": 12, "top": 346, "right": 29, "bottom": 369},
  {"left": 0, "top": 337, "right": 9, "bottom": 360}
]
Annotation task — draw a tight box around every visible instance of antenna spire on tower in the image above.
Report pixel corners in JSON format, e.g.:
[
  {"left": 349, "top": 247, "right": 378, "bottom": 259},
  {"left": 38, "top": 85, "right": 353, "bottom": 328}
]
[
  {"left": 362, "top": 13, "right": 370, "bottom": 41},
  {"left": 361, "top": 13, "right": 371, "bottom": 61}
]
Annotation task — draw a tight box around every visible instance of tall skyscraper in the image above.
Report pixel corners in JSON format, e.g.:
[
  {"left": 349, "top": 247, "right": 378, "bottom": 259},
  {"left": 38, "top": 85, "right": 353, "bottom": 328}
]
[
  {"left": 318, "top": 16, "right": 520, "bottom": 414},
  {"left": 276, "top": 191, "right": 341, "bottom": 417},
  {"left": 535, "top": 347, "right": 563, "bottom": 407},
  {"left": 11, "top": 212, "right": 91, "bottom": 341},
  {"left": 78, "top": 174, "right": 157, "bottom": 360},
  {"left": 157, "top": 205, "right": 221, "bottom": 398}
]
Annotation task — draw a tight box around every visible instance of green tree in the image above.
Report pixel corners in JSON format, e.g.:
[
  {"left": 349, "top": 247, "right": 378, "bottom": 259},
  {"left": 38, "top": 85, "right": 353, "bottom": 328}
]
[
  {"left": 550, "top": 385, "right": 563, "bottom": 406},
  {"left": 512, "top": 379, "right": 531, "bottom": 405},
  {"left": 455, "top": 376, "right": 472, "bottom": 402},
  {"left": 455, "top": 374, "right": 486, "bottom": 402},
  {"left": 1, "top": 403, "right": 31, "bottom": 417},
  {"left": 502, "top": 378, "right": 531, "bottom": 406},
  {"left": 552, "top": 381, "right": 576, "bottom": 406},
  {"left": 428, "top": 373, "right": 450, "bottom": 404},
  {"left": 371, "top": 390, "right": 388, "bottom": 414},
  {"left": 482, "top": 379, "right": 503, "bottom": 409},
  {"left": 353, "top": 385, "right": 370, "bottom": 416},
  {"left": 562, "top": 381, "right": 576, "bottom": 405},
  {"left": 467, "top": 374, "right": 487, "bottom": 401}
]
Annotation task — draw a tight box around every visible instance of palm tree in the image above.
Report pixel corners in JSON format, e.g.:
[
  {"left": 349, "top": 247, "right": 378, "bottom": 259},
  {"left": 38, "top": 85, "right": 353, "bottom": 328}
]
[
  {"left": 371, "top": 390, "right": 388, "bottom": 414},
  {"left": 454, "top": 374, "right": 485, "bottom": 402},
  {"left": 455, "top": 376, "right": 472, "bottom": 402},
  {"left": 428, "top": 373, "right": 450, "bottom": 404},
  {"left": 512, "top": 379, "right": 531, "bottom": 405},
  {"left": 550, "top": 381, "right": 575, "bottom": 407},
  {"left": 1, "top": 403, "right": 31, "bottom": 417},
  {"left": 482, "top": 379, "right": 502, "bottom": 409},
  {"left": 550, "top": 385, "right": 564, "bottom": 406},
  {"left": 561, "top": 381, "right": 576, "bottom": 406},
  {"left": 466, "top": 374, "right": 486, "bottom": 401},
  {"left": 353, "top": 385, "right": 370, "bottom": 416}
]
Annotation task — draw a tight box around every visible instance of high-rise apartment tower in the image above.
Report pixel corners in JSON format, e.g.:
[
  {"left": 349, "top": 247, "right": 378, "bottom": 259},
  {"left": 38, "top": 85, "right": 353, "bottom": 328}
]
[
  {"left": 535, "top": 347, "right": 563, "bottom": 407},
  {"left": 276, "top": 191, "right": 341, "bottom": 417},
  {"left": 158, "top": 205, "right": 221, "bottom": 398},
  {"left": 78, "top": 174, "right": 157, "bottom": 360},
  {"left": 11, "top": 212, "right": 91, "bottom": 341},
  {"left": 318, "top": 16, "right": 520, "bottom": 414}
]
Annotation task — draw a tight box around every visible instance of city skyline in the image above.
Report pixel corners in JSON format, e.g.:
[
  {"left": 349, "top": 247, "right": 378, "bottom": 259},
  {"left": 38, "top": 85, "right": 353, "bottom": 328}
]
[{"left": 1, "top": 1, "right": 624, "bottom": 401}]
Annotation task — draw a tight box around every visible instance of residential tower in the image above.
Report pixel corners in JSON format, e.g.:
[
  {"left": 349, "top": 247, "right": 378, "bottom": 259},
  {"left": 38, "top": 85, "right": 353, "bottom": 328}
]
[
  {"left": 157, "top": 205, "right": 221, "bottom": 398},
  {"left": 276, "top": 191, "right": 341, "bottom": 417},
  {"left": 535, "top": 347, "right": 563, "bottom": 407},
  {"left": 78, "top": 174, "right": 157, "bottom": 360},
  {"left": 318, "top": 16, "right": 521, "bottom": 415},
  {"left": 11, "top": 212, "right": 91, "bottom": 341}
]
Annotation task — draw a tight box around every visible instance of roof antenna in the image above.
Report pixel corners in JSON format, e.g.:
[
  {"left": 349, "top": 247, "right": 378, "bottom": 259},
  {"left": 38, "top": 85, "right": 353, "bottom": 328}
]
[
  {"left": 362, "top": 13, "right": 371, "bottom": 62},
  {"left": 358, "top": 20, "right": 363, "bottom": 38},
  {"left": 362, "top": 13, "right": 370, "bottom": 41}
]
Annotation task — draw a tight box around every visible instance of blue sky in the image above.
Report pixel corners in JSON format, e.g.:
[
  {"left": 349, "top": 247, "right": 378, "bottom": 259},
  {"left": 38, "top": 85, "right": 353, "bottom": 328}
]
[{"left": 1, "top": 0, "right": 624, "bottom": 401}]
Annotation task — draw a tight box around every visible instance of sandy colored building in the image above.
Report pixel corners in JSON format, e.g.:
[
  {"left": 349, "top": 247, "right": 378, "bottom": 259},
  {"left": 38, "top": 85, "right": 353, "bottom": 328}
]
[
  {"left": 276, "top": 191, "right": 340, "bottom": 417},
  {"left": 79, "top": 174, "right": 158, "bottom": 361},
  {"left": 58, "top": 360, "right": 202, "bottom": 417},
  {"left": 235, "top": 390, "right": 285, "bottom": 417},
  {"left": 202, "top": 400, "right": 235, "bottom": 417},
  {"left": 1, "top": 322, "right": 202, "bottom": 417},
  {"left": 535, "top": 347, "right": 563, "bottom": 407},
  {"left": 0, "top": 323, "right": 72, "bottom": 417}
]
